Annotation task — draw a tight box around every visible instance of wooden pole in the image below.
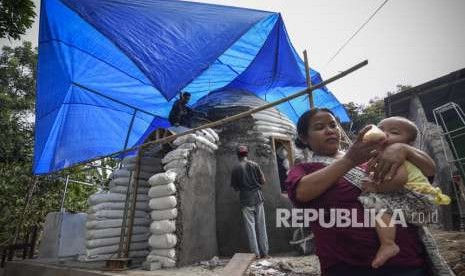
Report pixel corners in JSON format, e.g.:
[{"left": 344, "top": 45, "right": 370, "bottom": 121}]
[{"left": 303, "top": 50, "right": 314, "bottom": 109}]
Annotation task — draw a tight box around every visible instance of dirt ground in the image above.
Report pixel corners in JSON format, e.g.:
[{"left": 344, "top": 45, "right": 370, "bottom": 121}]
[
  {"left": 431, "top": 229, "right": 465, "bottom": 276},
  {"left": 3, "top": 230, "right": 464, "bottom": 276}
]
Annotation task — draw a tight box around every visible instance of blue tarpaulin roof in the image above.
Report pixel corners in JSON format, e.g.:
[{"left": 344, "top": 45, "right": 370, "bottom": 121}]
[{"left": 35, "top": 0, "right": 350, "bottom": 174}]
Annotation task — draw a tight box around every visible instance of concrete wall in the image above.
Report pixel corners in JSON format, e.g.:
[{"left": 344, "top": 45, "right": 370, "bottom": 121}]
[
  {"left": 177, "top": 148, "right": 218, "bottom": 266},
  {"left": 38, "top": 212, "right": 87, "bottom": 259},
  {"left": 214, "top": 116, "right": 294, "bottom": 256},
  {"left": 408, "top": 96, "right": 454, "bottom": 229}
]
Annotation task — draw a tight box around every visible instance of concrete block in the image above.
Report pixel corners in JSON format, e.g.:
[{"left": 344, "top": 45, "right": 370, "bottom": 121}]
[{"left": 38, "top": 212, "right": 87, "bottom": 259}]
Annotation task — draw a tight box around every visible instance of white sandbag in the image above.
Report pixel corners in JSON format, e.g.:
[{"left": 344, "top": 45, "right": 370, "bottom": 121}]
[
  {"left": 86, "top": 241, "right": 148, "bottom": 256},
  {"left": 162, "top": 149, "right": 190, "bottom": 164},
  {"left": 78, "top": 249, "right": 149, "bottom": 262},
  {"left": 89, "top": 193, "right": 150, "bottom": 205},
  {"left": 253, "top": 112, "right": 295, "bottom": 127},
  {"left": 150, "top": 220, "right": 176, "bottom": 235},
  {"left": 148, "top": 183, "right": 176, "bottom": 198},
  {"left": 86, "top": 233, "right": 149, "bottom": 248},
  {"left": 110, "top": 185, "right": 150, "bottom": 195},
  {"left": 163, "top": 159, "right": 188, "bottom": 170},
  {"left": 196, "top": 129, "right": 215, "bottom": 144},
  {"left": 148, "top": 171, "right": 177, "bottom": 186},
  {"left": 149, "top": 196, "right": 177, "bottom": 210},
  {"left": 254, "top": 125, "right": 290, "bottom": 135},
  {"left": 110, "top": 168, "right": 154, "bottom": 180},
  {"left": 150, "top": 208, "right": 178, "bottom": 221},
  {"left": 146, "top": 255, "right": 176, "bottom": 268},
  {"left": 204, "top": 128, "right": 219, "bottom": 142},
  {"left": 123, "top": 162, "right": 162, "bottom": 173},
  {"left": 144, "top": 261, "right": 162, "bottom": 270},
  {"left": 122, "top": 156, "right": 161, "bottom": 167},
  {"left": 88, "top": 193, "right": 125, "bottom": 205},
  {"left": 260, "top": 132, "right": 289, "bottom": 139},
  {"left": 148, "top": 234, "right": 177, "bottom": 249},
  {"left": 89, "top": 201, "right": 150, "bottom": 213},
  {"left": 173, "top": 134, "right": 197, "bottom": 146},
  {"left": 255, "top": 121, "right": 295, "bottom": 133},
  {"left": 86, "top": 218, "right": 149, "bottom": 229},
  {"left": 86, "top": 226, "right": 149, "bottom": 240},
  {"left": 165, "top": 168, "right": 186, "bottom": 177},
  {"left": 177, "top": 142, "right": 196, "bottom": 151},
  {"left": 195, "top": 136, "right": 218, "bottom": 151},
  {"left": 149, "top": 248, "right": 176, "bottom": 259},
  {"left": 88, "top": 210, "right": 148, "bottom": 220},
  {"left": 110, "top": 169, "right": 131, "bottom": 179},
  {"left": 109, "top": 177, "right": 149, "bottom": 187}
]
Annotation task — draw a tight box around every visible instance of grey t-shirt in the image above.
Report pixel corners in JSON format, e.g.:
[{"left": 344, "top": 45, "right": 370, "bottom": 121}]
[{"left": 231, "top": 160, "right": 265, "bottom": 207}]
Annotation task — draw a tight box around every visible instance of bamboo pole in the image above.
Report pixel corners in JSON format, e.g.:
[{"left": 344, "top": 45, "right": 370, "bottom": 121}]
[
  {"left": 112, "top": 60, "right": 367, "bottom": 153},
  {"left": 52, "top": 59, "right": 368, "bottom": 174},
  {"left": 303, "top": 50, "right": 314, "bottom": 109}
]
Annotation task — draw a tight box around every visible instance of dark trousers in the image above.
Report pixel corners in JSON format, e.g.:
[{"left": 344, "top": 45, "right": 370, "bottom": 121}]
[{"left": 326, "top": 264, "right": 428, "bottom": 276}]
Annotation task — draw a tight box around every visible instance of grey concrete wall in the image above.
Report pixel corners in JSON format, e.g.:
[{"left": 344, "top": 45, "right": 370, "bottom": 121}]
[
  {"left": 409, "top": 96, "right": 454, "bottom": 229},
  {"left": 177, "top": 148, "right": 218, "bottom": 266},
  {"left": 38, "top": 212, "right": 87, "bottom": 259},
  {"left": 214, "top": 116, "right": 294, "bottom": 257}
]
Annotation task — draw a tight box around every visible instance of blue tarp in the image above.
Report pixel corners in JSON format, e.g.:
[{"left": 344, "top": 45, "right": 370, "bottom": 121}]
[{"left": 35, "top": 0, "right": 350, "bottom": 174}]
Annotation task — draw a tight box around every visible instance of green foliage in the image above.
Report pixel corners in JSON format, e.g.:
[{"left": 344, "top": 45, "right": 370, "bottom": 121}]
[
  {"left": 0, "top": 42, "right": 102, "bottom": 245},
  {"left": 0, "top": 0, "right": 36, "bottom": 40},
  {"left": 342, "top": 85, "right": 412, "bottom": 137}
]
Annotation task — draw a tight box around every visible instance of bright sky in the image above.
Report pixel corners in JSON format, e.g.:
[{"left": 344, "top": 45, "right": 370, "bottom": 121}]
[{"left": 1, "top": 0, "right": 464, "bottom": 104}]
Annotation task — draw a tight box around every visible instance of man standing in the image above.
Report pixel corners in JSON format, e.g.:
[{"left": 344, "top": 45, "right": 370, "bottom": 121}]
[{"left": 231, "top": 145, "right": 269, "bottom": 258}]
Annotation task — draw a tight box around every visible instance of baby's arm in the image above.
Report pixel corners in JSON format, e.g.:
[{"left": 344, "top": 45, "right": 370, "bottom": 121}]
[{"left": 362, "top": 164, "right": 407, "bottom": 193}]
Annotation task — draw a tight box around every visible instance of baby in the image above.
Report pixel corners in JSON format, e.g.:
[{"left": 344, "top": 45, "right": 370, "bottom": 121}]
[{"left": 360, "top": 116, "right": 450, "bottom": 268}]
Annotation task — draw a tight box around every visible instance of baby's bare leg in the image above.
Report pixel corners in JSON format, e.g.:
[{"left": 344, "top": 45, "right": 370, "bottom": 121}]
[{"left": 372, "top": 213, "right": 400, "bottom": 268}]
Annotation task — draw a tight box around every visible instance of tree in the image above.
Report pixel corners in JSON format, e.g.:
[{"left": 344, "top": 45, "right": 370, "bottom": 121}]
[
  {"left": 0, "top": 42, "right": 103, "bottom": 245},
  {"left": 342, "top": 85, "right": 412, "bottom": 137},
  {"left": 0, "top": 0, "right": 36, "bottom": 40}
]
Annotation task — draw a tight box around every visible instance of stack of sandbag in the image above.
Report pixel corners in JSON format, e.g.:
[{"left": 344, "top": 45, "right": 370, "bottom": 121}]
[
  {"left": 166, "top": 129, "right": 219, "bottom": 177},
  {"left": 79, "top": 155, "right": 162, "bottom": 262},
  {"left": 144, "top": 171, "right": 178, "bottom": 270},
  {"left": 144, "top": 129, "right": 219, "bottom": 270},
  {"left": 78, "top": 191, "right": 151, "bottom": 261},
  {"left": 252, "top": 110, "right": 296, "bottom": 139},
  {"left": 108, "top": 156, "right": 162, "bottom": 195}
]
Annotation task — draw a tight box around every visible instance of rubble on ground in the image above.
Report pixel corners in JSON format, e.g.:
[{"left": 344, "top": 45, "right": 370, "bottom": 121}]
[{"left": 246, "top": 255, "right": 320, "bottom": 276}]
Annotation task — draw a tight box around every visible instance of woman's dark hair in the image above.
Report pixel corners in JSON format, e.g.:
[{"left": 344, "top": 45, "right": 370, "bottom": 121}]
[{"left": 295, "top": 108, "right": 336, "bottom": 149}]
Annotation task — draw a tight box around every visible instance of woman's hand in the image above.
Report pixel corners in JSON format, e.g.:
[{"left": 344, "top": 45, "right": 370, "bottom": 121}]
[
  {"left": 343, "top": 125, "right": 383, "bottom": 166},
  {"left": 361, "top": 177, "right": 378, "bottom": 193},
  {"left": 369, "top": 143, "right": 406, "bottom": 182}
]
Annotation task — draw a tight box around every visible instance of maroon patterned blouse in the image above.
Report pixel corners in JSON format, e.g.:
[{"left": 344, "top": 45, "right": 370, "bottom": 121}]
[{"left": 285, "top": 162, "right": 426, "bottom": 275}]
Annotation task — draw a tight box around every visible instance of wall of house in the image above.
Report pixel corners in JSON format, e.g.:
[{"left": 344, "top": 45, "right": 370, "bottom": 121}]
[
  {"left": 177, "top": 147, "right": 218, "bottom": 266},
  {"left": 408, "top": 96, "right": 454, "bottom": 229},
  {"left": 214, "top": 115, "right": 294, "bottom": 256}
]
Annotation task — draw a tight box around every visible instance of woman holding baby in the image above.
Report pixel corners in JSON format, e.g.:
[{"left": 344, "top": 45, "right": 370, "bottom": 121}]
[{"left": 286, "top": 108, "right": 447, "bottom": 276}]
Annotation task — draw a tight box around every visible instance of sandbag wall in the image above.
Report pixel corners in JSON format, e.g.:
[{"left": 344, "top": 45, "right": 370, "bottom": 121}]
[
  {"left": 194, "top": 89, "right": 296, "bottom": 256},
  {"left": 144, "top": 128, "right": 219, "bottom": 270},
  {"left": 79, "top": 155, "right": 163, "bottom": 261}
]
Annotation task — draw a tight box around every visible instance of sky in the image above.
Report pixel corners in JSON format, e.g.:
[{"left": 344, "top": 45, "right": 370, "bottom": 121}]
[{"left": 1, "top": 0, "right": 465, "bottom": 104}]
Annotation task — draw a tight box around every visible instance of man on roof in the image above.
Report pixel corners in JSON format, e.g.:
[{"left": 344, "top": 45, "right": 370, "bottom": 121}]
[{"left": 168, "top": 92, "right": 206, "bottom": 128}]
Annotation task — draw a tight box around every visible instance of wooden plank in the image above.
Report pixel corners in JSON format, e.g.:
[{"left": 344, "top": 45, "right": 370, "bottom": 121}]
[{"left": 221, "top": 253, "right": 256, "bottom": 276}]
